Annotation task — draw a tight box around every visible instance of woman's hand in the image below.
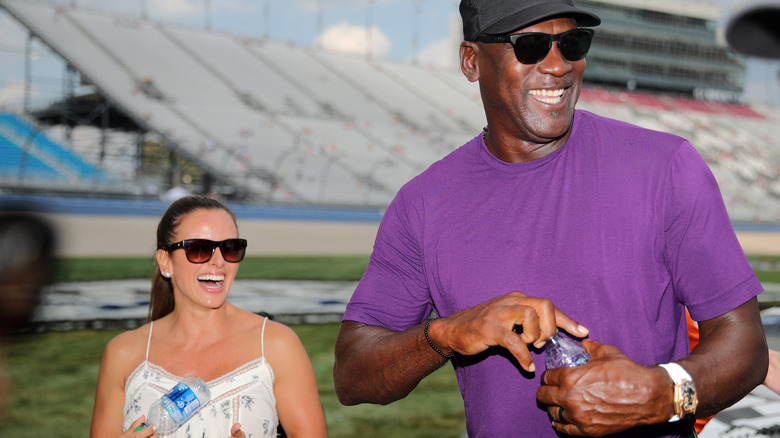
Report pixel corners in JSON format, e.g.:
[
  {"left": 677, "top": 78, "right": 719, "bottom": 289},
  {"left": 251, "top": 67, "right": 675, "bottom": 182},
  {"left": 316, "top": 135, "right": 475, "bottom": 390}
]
[
  {"left": 120, "top": 416, "right": 158, "bottom": 438},
  {"left": 228, "top": 423, "right": 246, "bottom": 438},
  {"left": 763, "top": 348, "right": 780, "bottom": 394}
]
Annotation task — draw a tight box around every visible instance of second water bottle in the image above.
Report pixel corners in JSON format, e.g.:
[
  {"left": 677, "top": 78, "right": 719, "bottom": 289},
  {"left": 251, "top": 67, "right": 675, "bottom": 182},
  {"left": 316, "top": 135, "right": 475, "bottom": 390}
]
[{"left": 544, "top": 331, "right": 590, "bottom": 369}]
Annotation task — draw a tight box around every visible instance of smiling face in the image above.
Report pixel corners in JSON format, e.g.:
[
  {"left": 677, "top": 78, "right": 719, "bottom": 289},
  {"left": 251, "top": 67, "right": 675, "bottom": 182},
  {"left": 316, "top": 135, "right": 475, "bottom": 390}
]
[
  {"left": 462, "top": 17, "right": 585, "bottom": 162},
  {"left": 156, "top": 208, "right": 240, "bottom": 312}
]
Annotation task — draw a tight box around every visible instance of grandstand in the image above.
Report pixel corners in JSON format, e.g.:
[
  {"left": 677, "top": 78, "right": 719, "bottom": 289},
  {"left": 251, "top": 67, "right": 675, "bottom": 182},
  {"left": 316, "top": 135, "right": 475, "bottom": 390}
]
[
  {"left": 0, "top": 0, "right": 778, "bottom": 223},
  {"left": 0, "top": 111, "right": 112, "bottom": 186},
  {"left": 580, "top": 0, "right": 746, "bottom": 96}
]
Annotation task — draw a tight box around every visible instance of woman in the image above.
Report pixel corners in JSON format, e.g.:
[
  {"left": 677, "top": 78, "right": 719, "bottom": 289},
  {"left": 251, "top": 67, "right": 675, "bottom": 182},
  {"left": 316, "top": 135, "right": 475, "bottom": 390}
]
[{"left": 90, "top": 196, "right": 327, "bottom": 438}]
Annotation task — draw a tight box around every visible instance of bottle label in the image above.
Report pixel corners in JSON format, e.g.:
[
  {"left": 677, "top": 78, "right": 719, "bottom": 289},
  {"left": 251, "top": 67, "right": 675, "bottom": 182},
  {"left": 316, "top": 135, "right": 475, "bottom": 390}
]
[{"left": 165, "top": 382, "right": 201, "bottom": 419}]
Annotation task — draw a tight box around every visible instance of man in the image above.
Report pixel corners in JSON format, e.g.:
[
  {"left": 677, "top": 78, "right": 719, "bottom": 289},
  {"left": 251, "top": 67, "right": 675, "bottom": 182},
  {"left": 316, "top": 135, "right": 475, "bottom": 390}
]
[{"left": 333, "top": 0, "right": 768, "bottom": 436}]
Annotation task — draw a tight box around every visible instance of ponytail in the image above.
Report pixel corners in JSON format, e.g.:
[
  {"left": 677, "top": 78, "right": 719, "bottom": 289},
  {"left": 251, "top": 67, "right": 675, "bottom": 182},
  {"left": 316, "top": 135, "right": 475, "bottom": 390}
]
[{"left": 148, "top": 268, "right": 175, "bottom": 322}]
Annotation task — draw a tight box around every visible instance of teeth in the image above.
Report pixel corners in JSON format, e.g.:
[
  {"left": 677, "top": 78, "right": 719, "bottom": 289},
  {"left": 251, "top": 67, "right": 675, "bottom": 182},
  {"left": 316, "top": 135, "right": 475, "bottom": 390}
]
[
  {"left": 530, "top": 89, "right": 564, "bottom": 97},
  {"left": 198, "top": 274, "right": 225, "bottom": 281},
  {"left": 529, "top": 88, "right": 565, "bottom": 104}
]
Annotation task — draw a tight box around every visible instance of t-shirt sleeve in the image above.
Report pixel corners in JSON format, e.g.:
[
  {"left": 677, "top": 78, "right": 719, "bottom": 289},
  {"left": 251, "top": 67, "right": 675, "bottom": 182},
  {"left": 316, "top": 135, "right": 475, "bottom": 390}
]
[
  {"left": 663, "top": 140, "right": 763, "bottom": 321},
  {"left": 342, "top": 188, "right": 434, "bottom": 331}
]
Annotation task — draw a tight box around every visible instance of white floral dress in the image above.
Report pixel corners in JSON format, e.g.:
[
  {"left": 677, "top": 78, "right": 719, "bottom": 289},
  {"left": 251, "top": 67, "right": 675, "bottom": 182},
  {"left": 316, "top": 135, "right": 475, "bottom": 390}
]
[{"left": 123, "top": 318, "right": 278, "bottom": 437}]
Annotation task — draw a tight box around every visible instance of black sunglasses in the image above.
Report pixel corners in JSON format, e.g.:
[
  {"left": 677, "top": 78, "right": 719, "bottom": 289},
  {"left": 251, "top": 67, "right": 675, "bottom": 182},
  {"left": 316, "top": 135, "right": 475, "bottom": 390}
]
[
  {"left": 476, "top": 29, "right": 594, "bottom": 64},
  {"left": 167, "top": 238, "right": 247, "bottom": 263}
]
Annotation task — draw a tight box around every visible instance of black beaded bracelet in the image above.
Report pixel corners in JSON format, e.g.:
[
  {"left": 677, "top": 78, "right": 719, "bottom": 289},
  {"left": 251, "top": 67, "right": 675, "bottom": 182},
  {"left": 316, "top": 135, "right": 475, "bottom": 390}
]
[{"left": 424, "top": 319, "right": 455, "bottom": 359}]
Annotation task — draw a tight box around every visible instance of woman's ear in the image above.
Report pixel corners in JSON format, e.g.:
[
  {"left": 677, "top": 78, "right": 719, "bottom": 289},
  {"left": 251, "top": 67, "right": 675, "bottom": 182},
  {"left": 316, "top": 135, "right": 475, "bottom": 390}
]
[
  {"left": 156, "top": 249, "right": 172, "bottom": 278},
  {"left": 460, "top": 41, "right": 480, "bottom": 83}
]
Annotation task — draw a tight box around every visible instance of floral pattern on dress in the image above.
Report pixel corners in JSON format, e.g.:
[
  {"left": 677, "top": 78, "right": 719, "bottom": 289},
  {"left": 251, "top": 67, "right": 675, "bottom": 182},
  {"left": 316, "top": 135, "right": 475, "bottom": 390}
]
[{"left": 122, "top": 320, "right": 278, "bottom": 437}]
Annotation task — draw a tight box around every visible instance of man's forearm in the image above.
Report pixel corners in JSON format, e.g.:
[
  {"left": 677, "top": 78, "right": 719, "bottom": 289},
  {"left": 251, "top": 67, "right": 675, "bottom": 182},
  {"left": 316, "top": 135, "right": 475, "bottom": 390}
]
[
  {"left": 333, "top": 320, "right": 450, "bottom": 405},
  {"left": 683, "top": 298, "right": 768, "bottom": 418}
]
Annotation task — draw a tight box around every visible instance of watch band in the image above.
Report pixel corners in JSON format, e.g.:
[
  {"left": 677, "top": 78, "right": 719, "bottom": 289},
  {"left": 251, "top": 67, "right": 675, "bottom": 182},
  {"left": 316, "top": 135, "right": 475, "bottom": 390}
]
[{"left": 658, "top": 362, "right": 697, "bottom": 422}]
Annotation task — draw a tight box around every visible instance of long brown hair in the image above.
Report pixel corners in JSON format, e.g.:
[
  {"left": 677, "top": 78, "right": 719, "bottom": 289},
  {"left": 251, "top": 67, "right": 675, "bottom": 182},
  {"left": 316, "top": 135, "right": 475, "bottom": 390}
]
[{"left": 148, "top": 196, "right": 239, "bottom": 321}]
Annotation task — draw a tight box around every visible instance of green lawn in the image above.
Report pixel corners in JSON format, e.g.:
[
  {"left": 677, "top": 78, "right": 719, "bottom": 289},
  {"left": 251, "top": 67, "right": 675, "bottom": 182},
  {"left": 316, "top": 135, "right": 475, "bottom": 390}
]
[
  {"left": 0, "top": 324, "right": 466, "bottom": 438},
  {"left": 52, "top": 256, "right": 371, "bottom": 282},
  {"left": 2, "top": 254, "right": 779, "bottom": 437},
  {"left": 1, "top": 256, "right": 464, "bottom": 438}
]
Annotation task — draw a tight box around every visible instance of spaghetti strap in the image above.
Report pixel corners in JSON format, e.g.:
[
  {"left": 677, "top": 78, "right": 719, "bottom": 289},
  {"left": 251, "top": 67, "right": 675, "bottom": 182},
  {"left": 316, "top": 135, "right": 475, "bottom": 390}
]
[
  {"left": 260, "top": 316, "right": 268, "bottom": 358},
  {"left": 145, "top": 321, "right": 154, "bottom": 361}
]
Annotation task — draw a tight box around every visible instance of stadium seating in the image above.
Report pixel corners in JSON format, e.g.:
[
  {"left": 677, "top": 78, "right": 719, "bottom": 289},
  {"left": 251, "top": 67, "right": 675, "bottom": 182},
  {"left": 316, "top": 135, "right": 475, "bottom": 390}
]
[
  {"left": 0, "top": 0, "right": 778, "bottom": 221},
  {"left": 0, "top": 131, "right": 61, "bottom": 181},
  {"left": 0, "top": 111, "right": 115, "bottom": 188},
  {"left": 0, "top": 112, "right": 110, "bottom": 181}
]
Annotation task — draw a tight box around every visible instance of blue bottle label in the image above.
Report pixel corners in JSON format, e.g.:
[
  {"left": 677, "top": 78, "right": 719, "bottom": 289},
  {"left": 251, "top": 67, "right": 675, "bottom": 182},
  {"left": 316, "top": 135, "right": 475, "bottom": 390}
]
[{"left": 164, "top": 382, "right": 201, "bottom": 419}]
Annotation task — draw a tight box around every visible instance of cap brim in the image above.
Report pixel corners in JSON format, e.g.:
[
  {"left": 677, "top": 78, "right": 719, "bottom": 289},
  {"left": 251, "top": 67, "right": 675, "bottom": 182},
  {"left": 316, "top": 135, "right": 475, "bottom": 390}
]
[{"left": 483, "top": 4, "right": 600, "bottom": 36}]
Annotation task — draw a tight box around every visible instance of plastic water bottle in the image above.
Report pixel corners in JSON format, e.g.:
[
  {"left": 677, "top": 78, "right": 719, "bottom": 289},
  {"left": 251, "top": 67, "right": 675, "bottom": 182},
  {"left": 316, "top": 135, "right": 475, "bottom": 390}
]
[
  {"left": 134, "top": 375, "right": 211, "bottom": 434},
  {"left": 544, "top": 331, "right": 590, "bottom": 369}
]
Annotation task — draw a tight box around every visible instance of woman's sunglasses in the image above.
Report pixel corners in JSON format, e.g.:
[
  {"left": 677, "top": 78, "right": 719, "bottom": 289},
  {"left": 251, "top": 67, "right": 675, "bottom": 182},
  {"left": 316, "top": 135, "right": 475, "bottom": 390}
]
[
  {"left": 167, "top": 238, "right": 248, "bottom": 263},
  {"left": 475, "top": 29, "right": 595, "bottom": 65}
]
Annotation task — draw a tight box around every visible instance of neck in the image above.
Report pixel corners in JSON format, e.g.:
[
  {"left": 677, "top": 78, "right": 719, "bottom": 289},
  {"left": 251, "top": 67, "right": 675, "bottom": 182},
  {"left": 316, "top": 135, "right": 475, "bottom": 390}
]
[{"left": 483, "top": 127, "right": 568, "bottom": 163}]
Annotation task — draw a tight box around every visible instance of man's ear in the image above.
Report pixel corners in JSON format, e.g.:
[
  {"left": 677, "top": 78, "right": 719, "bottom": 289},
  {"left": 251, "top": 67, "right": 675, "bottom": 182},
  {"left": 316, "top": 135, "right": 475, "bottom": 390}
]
[{"left": 460, "top": 41, "right": 480, "bottom": 83}]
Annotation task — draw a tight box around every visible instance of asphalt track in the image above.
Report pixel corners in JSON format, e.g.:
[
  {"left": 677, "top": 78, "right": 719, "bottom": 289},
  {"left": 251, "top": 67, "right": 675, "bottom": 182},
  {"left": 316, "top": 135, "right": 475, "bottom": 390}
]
[
  {"left": 37, "top": 213, "right": 780, "bottom": 258},
  {"left": 41, "top": 213, "right": 382, "bottom": 258}
]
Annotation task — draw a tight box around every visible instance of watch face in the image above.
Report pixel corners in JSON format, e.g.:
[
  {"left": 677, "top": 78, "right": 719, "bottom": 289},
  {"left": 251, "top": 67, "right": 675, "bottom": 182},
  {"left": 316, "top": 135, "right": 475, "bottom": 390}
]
[{"left": 681, "top": 380, "right": 697, "bottom": 412}]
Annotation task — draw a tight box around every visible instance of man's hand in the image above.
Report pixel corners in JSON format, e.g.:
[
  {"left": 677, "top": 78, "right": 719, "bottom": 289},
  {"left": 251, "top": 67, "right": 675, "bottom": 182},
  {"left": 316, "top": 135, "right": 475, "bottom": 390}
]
[
  {"left": 537, "top": 340, "right": 672, "bottom": 436},
  {"left": 334, "top": 291, "right": 588, "bottom": 405},
  {"left": 429, "top": 291, "right": 589, "bottom": 372}
]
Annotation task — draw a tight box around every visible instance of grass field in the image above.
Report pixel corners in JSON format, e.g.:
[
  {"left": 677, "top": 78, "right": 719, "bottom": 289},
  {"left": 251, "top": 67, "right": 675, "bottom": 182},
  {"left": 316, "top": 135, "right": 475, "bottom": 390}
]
[
  {"left": 1, "top": 255, "right": 779, "bottom": 437},
  {"left": 52, "top": 255, "right": 372, "bottom": 282},
  {"left": 1, "top": 256, "right": 465, "bottom": 438},
  {"left": 0, "top": 324, "right": 466, "bottom": 438}
]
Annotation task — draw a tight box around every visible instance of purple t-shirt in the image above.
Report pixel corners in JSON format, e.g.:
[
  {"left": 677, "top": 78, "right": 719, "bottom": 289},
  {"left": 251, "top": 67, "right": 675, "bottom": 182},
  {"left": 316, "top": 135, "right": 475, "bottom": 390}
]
[{"left": 343, "top": 110, "right": 762, "bottom": 437}]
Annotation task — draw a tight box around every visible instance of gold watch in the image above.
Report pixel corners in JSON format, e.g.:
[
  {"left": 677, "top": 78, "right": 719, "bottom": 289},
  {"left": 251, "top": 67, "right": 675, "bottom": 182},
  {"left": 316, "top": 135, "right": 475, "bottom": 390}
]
[{"left": 658, "top": 362, "right": 697, "bottom": 421}]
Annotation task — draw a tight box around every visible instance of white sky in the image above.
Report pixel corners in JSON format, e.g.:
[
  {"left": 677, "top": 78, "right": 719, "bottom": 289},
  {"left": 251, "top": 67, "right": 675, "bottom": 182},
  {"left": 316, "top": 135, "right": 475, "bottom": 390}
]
[{"left": 0, "top": 0, "right": 778, "bottom": 107}]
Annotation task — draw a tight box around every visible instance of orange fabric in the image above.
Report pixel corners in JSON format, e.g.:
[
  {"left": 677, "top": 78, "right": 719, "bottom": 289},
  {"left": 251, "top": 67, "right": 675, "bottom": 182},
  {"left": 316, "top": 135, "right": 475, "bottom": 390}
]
[
  {"left": 686, "top": 310, "right": 713, "bottom": 433},
  {"left": 687, "top": 312, "right": 699, "bottom": 347}
]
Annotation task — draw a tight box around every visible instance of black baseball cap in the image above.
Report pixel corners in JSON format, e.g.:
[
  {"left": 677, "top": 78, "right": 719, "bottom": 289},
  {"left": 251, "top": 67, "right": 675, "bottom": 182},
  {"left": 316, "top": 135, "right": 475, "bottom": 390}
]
[{"left": 460, "top": 0, "right": 601, "bottom": 42}]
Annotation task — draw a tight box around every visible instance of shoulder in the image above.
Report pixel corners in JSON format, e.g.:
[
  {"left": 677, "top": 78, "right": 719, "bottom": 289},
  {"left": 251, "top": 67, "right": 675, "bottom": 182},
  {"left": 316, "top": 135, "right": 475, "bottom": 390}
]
[
  {"left": 97, "top": 324, "right": 151, "bottom": 387},
  {"left": 224, "top": 306, "right": 299, "bottom": 351},
  {"left": 103, "top": 324, "right": 150, "bottom": 363},
  {"left": 575, "top": 109, "right": 686, "bottom": 145},
  {"left": 573, "top": 110, "right": 691, "bottom": 167},
  {"left": 389, "top": 132, "right": 483, "bottom": 210},
  {"left": 261, "top": 320, "right": 316, "bottom": 382},
  {"left": 262, "top": 319, "right": 309, "bottom": 363},
  {"left": 263, "top": 319, "right": 302, "bottom": 350},
  {"left": 401, "top": 133, "right": 483, "bottom": 188}
]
